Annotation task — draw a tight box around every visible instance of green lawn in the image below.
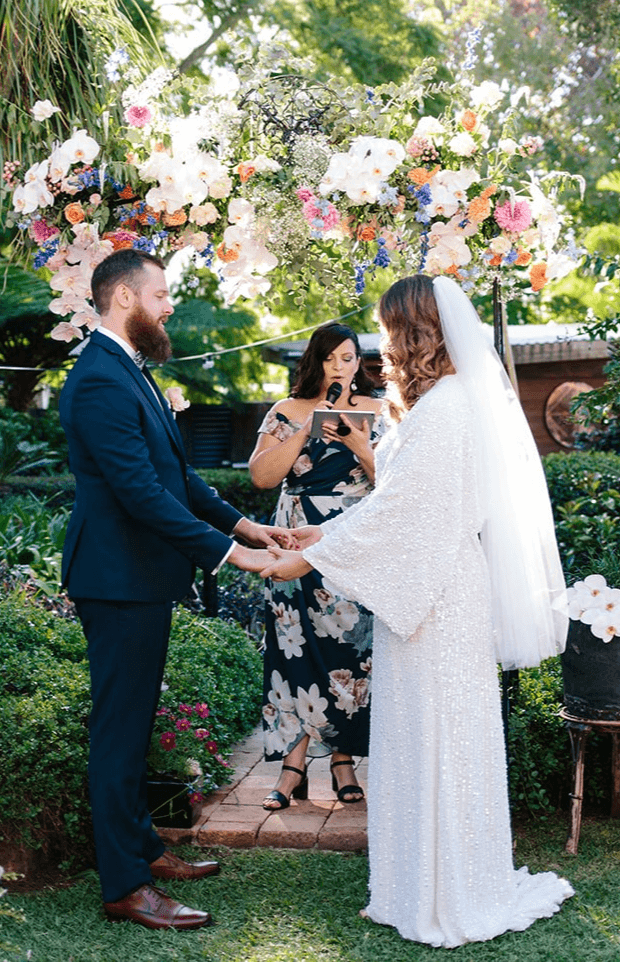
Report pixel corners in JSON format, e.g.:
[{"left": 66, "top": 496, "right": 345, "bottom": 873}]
[{"left": 2, "top": 815, "right": 620, "bottom": 961}]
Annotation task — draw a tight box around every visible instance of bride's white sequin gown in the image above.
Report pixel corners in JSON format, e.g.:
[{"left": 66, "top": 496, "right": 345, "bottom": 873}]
[{"left": 304, "top": 375, "right": 573, "bottom": 948}]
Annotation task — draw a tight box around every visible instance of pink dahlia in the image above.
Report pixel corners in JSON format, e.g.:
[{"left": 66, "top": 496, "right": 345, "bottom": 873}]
[
  {"left": 493, "top": 199, "right": 533, "bottom": 234},
  {"left": 160, "top": 731, "right": 176, "bottom": 751},
  {"left": 295, "top": 186, "right": 314, "bottom": 203}
]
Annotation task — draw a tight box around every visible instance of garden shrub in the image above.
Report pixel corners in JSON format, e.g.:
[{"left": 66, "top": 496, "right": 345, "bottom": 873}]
[
  {"left": 0, "top": 591, "right": 263, "bottom": 862},
  {"left": 0, "top": 409, "right": 69, "bottom": 474},
  {"left": 543, "top": 450, "right": 620, "bottom": 581},
  {"left": 197, "top": 467, "right": 279, "bottom": 524},
  {"left": 507, "top": 658, "right": 611, "bottom": 816}
]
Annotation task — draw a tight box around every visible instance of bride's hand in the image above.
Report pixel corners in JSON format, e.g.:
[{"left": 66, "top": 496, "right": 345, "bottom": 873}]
[
  {"left": 289, "top": 525, "right": 322, "bottom": 549},
  {"left": 259, "top": 545, "right": 313, "bottom": 581}
]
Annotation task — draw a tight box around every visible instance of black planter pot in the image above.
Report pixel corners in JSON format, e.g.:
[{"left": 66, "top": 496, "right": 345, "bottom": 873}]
[
  {"left": 562, "top": 619, "right": 620, "bottom": 720},
  {"left": 147, "top": 774, "right": 193, "bottom": 828}
]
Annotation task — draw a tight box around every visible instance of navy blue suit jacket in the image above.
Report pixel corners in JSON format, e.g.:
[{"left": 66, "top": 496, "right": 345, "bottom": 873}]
[{"left": 59, "top": 329, "right": 243, "bottom": 602}]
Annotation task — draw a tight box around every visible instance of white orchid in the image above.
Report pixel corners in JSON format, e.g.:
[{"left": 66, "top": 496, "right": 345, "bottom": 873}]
[
  {"left": 61, "top": 129, "right": 100, "bottom": 165},
  {"left": 566, "top": 576, "right": 620, "bottom": 642},
  {"left": 31, "top": 99, "right": 62, "bottom": 121}
]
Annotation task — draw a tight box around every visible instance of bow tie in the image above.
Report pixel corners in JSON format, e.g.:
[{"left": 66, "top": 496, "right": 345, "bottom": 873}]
[{"left": 133, "top": 351, "right": 146, "bottom": 370}]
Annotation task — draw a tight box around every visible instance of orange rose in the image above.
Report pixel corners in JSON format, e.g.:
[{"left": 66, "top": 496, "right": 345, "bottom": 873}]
[
  {"left": 357, "top": 224, "right": 377, "bottom": 242},
  {"left": 461, "top": 109, "right": 478, "bottom": 132},
  {"left": 216, "top": 242, "right": 240, "bottom": 263},
  {"left": 488, "top": 253, "right": 503, "bottom": 267},
  {"left": 445, "top": 265, "right": 464, "bottom": 279},
  {"left": 481, "top": 184, "right": 497, "bottom": 200},
  {"left": 529, "top": 262, "right": 548, "bottom": 291},
  {"left": 64, "top": 202, "right": 85, "bottom": 225},
  {"left": 118, "top": 184, "right": 135, "bottom": 200},
  {"left": 238, "top": 162, "right": 256, "bottom": 183},
  {"left": 163, "top": 209, "right": 187, "bottom": 227},
  {"left": 515, "top": 248, "right": 532, "bottom": 267},
  {"left": 468, "top": 196, "right": 491, "bottom": 221}
]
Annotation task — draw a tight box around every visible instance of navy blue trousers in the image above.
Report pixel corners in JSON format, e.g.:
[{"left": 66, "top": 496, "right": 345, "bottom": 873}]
[{"left": 75, "top": 599, "right": 172, "bottom": 903}]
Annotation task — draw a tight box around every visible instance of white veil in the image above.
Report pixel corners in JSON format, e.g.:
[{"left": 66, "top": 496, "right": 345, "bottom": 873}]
[{"left": 433, "top": 275, "right": 568, "bottom": 669}]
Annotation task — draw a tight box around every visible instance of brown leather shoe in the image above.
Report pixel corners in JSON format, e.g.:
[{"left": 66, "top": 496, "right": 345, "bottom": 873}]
[
  {"left": 104, "top": 884, "right": 212, "bottom": 929},
  {"left": 150, "top": 849, "right": 220, "bottom": 881}
]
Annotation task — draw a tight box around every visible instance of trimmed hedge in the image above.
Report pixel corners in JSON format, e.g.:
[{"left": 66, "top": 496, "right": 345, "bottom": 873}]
[
  {"left": 0, "top": 593, "right": 262, "bottom": 864},
  {"left": 3, "top": 467, "right": 279, "bottom": 518}
]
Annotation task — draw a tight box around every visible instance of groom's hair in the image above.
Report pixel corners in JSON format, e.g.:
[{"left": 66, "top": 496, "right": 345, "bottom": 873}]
[{"left": 91, "top": 249, "right": 165, "bottom": 315}]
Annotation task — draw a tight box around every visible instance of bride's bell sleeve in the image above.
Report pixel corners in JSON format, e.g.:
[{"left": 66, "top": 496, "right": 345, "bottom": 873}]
[{"left": 303, "top": 379, "right": 477, "bottom": 641}]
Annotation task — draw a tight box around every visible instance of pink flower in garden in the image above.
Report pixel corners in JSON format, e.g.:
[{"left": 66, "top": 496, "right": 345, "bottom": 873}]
[
  {"left": 493, "top": 199, "right": 533, "bottom": 234},
  {"left": 195, "top": 728, "right": 210, "bottom": 740},
  {"left": 160, "top": 731, "right": 176, "bottom": 751},
  {"left": 175, "top": 717, "right": 191, "bottom": 732},
  {"left": 124, "top": 105, "right": 153, "bottom": 128},
  {"left": 298, "top": 191, "right": 340, "bottom": 233},
  {"left": 178, "top": 703, "right": 194, "bottom": 714},
  {"left": 195, "top": 702, "right": 210, "bottom": 718},
  {"left": 206, "top": 740, "right": 218, "bottom": 754},
  {"left": 189, "top": 792, "right": 204, "bottom": 805},
  {"left": 156, "top": 707, "right": 170, "bottom": 716},
  {"left": 295, "top": 187, "right": 314, "bottom": 203},
  {"left": 29, "top": 219, "right": 60, "bottom": 244}
]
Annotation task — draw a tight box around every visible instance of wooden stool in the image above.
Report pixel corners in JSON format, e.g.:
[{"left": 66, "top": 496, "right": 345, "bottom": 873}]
[{"left": 560, "top": 707, "right": 620, "bottom": 855}]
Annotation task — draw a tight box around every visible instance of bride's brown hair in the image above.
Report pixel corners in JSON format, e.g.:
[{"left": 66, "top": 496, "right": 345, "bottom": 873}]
[{"left": 379, "top": 274, "right": 455, "bottom": 422}]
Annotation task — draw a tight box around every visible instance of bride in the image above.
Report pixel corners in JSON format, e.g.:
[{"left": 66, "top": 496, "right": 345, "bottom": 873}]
[{"left": 260, "top": 274, "right": 573, "bottom": 948}]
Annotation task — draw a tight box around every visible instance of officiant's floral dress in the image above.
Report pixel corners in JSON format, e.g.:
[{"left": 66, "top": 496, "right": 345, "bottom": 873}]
[{"left": 258, "top": 407, "right": 386, "bottom": 761}]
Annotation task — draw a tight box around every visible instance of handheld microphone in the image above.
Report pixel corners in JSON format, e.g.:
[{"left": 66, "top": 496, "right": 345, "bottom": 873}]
[{"left": 325, "top": 381, "right": 342, "bottom": 406}]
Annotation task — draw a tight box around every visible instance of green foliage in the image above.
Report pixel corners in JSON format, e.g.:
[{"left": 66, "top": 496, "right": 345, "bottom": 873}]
[
  {"left": 543, "top": 451, "right": 620, "bottom": 581},
  {"left": 0, "top": 494, "right": 69, "bottom": 595},
  {"left": 162, "top": 292, "right": 270, "bottom": 404},
  {"left": 0, "top": 589, "right": 262, "bottom": 858},
  {"left": 148, "top": 607, "right": 262, "bottom": 791},
  {"left": 0, "top": 408, "right": 67, "bottom": 480},
  {"left": 508, "top": 659, "right": 612, "bottom": 818},
  {"left": 197, "top": 467, "right": 279, "bottom": 523}
]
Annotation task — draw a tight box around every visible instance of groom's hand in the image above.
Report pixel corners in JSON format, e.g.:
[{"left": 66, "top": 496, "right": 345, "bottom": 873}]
[
  {"left": 232, "top": 518, "right": 297, "bottom": 549},
  {"left": 259, "top": 545, "right": 312, "bottom": 582}
]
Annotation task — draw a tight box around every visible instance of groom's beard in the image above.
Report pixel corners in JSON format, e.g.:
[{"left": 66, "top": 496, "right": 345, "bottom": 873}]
[{"left": 126, "top": 303, "right": 172, "bottom": 363}]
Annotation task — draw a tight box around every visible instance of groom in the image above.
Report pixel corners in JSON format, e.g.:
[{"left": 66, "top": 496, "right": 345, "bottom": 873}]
[{"left": 59, "top": 249, "right": 284, "bottom": 930}]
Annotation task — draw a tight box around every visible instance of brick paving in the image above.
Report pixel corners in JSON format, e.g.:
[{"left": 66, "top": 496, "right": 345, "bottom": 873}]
[{"left": 159, "top": 726, "right": 368, "bottom": 853}]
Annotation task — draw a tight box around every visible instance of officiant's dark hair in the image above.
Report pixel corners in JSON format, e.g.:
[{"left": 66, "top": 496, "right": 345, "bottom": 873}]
[
  {"left": 291, "top": 322, "right": 376, "bottom": 401},
  {"left": 91, "top": 249, "right": 165, "bottom": 315},
  {"left": 379, "top": 274, "right": 454, "bottom": 420}
]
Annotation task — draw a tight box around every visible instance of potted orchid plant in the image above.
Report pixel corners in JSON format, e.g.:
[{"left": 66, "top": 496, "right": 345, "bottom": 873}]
[{"left": 562, "top": 559, "right": 620, "bottom": 720}]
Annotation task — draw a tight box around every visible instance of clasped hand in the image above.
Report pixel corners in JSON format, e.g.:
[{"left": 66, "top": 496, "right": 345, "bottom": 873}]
[{"left": 259, "top": 524, "right": 322, "bottom": 581}]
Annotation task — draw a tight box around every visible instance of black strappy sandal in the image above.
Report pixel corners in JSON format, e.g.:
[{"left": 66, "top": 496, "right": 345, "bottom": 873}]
[
  {"left": 262, "top": 764, "right": 308, "bottom": 811},
  {"left": 330, "top": 759, "right": 365, "bottom": 803}
]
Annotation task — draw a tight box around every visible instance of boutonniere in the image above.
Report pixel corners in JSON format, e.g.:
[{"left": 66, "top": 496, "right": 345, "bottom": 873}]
[{"left": 165, "top": 387, "right": 190, "bottom": 417}]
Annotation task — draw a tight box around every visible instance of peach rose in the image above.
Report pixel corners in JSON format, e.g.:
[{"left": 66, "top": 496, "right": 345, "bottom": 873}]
[
  {"left": 460, "top": 109, "right": 478, "bottom": 132},
  {"left": 529, "top": 262, "right": 548, "bottom": 291},
  {"left": 64, "top": 202, "right": 85, "bottom": 225}
]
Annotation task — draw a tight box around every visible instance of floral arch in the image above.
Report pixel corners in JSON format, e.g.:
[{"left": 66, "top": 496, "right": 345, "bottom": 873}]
[{"left": 2, "top": 47, "right": 582, "bottom": 347}]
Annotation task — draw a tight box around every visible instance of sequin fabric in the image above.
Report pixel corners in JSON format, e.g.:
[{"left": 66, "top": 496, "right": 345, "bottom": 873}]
[{"left": 304, "top": 375, "right": 573, "bottom": 947}]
